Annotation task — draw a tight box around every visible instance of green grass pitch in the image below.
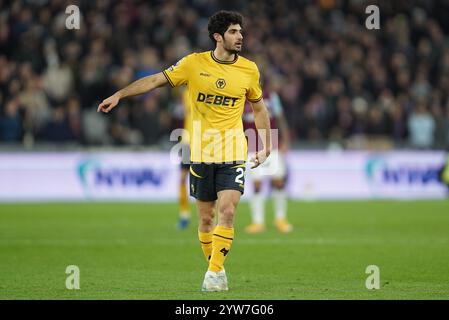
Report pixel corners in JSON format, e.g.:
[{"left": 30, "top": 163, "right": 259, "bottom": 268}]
[{"left": 1, "top": 200, "right": 449, "bottom": 299}]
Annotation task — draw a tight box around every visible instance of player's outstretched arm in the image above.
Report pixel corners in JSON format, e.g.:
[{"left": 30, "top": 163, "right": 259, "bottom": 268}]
[
  {"left": 97, "top": 72, "right": 168, "bottom": 113},
  {"left": 250, "top": 98, "right": 272, "bottom": 169}
]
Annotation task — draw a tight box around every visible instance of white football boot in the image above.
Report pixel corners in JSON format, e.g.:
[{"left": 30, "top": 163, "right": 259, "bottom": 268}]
[
  {"left": 201, "top": 269, "right": 228, "bottom": 292},
  {"left": 217, "top": 269, "right": 228, "bottom": 291}
]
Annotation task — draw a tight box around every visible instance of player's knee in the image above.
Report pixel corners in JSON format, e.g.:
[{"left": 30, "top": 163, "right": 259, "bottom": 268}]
[
  {"left": 218, "top": 203, "right": 235, "bottom": 221},
  {"left": 199, "top": 214, "right": 214, "bottom": 228},
  {"left": 253, "top": 181, "right": 262, "bottom": 193},
  {"left": 271, "top": 179, "right": 285, "bottom": 189}
]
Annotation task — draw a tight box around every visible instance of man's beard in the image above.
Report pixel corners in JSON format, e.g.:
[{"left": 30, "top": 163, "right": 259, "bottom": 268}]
[{"left": 223, "top": 39, "right": 241, "bottom": 55}]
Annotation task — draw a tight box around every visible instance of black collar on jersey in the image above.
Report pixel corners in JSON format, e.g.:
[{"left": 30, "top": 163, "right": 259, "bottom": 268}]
[{"left": 210, "top": 50, "right": 238, "bottom": 64}]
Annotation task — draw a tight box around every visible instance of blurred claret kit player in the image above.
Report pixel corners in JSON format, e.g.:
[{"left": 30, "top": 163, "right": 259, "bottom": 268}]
[
  {"left": 97, "top": 11, "right": 272, "bottom": 292},
  {"left": 243, "top": 78, "right": 293, "bottom": 234}
]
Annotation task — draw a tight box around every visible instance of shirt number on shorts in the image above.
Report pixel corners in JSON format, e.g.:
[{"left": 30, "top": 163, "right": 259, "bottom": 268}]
[{"left": 235, "top": 168, "right": 244, "bottom": 184}]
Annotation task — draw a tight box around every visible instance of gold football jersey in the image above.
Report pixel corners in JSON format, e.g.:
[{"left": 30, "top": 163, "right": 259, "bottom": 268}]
[{"left": 163, "top": 51, "right": 262, "bottom": 163}]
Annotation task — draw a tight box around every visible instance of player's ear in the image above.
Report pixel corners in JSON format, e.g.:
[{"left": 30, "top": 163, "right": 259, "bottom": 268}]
[{"left": 213, "top": 33, "right": 222, "bottom": 43}]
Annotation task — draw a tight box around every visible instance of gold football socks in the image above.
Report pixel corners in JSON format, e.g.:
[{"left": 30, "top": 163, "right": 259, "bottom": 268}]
[
  {"left": 198, "top": 230, "right": 213, "bottom": 262},
  {"left": 208, "top": 226, "right": 234, "bottom": 272}
]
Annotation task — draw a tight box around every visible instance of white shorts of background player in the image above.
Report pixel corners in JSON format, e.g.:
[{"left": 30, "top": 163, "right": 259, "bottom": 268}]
[{"left": 248, "top": 149, "right": 286, "bottom": 181}]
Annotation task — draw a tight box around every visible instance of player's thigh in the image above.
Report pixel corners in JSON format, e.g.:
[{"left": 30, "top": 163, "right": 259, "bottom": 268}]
[
  {"left": 217, "top": 189, "right": 241, "bottom": 212},
  {"left": 217, "top": 189, "right": 241, "bottom": 226},
  {"left": 196, "top": 199, "right": 216, "bottom": 219},
  {"left": 189, "top": 163, "right": 217, "bottom": 201},
  {"left": 215, "top": 163, "right": 246, "bottom": 195}
]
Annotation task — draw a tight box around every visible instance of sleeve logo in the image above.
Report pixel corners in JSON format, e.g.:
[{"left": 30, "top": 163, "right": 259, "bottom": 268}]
[{"left": 168, "top": 58, "right": 183, "bottom": 72}]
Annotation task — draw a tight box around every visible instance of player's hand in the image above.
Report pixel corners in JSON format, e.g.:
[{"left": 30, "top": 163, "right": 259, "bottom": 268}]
[
  {"left": 250, "top": 149, "right": 270, "bottom": 169},
  {"left": 97, "top": 93, "right": 120, "bottom": 113}
]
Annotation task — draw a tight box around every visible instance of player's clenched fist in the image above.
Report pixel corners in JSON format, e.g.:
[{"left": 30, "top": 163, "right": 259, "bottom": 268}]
[
  {"left": 97, "top": 93, "right": 120, "bottom": 113},
  {"left": 250, "top": 149, "right": 270, "bottom": 169}
]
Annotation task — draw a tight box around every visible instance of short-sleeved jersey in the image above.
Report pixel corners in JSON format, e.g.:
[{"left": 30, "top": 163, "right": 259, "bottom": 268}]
[{"left": 163, "top": 51, "right": 262, "bottom": 163}]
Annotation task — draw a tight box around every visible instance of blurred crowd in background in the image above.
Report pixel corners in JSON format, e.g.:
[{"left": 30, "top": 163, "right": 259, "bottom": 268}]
[{"left": 1, "top": 0, "right": 449, "bottom": 150}]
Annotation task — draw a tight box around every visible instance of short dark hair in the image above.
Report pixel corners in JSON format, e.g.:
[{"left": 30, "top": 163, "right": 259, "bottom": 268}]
[{"left": 208, "top": 11, "right": 243, "bottom": 44}]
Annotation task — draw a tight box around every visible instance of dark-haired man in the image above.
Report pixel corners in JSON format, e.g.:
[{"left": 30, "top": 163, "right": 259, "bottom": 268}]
[{"left": 97, "top": 11, "right": 272, "bottom": 292}]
